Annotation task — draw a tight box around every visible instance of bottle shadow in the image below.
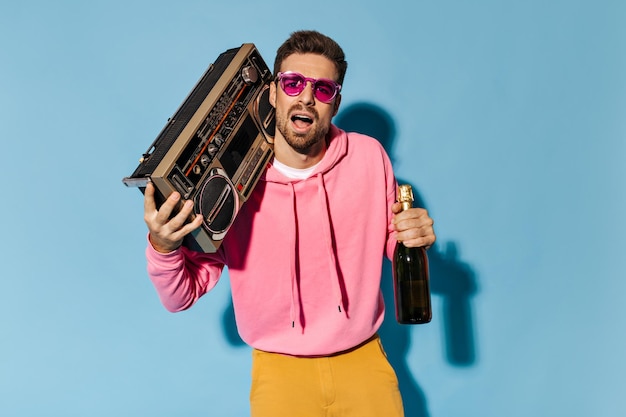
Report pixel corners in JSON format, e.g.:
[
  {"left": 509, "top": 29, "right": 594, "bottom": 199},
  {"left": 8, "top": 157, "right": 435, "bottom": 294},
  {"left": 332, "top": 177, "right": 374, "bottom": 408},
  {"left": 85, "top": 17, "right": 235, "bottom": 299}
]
[
  {"left": 335, "top": 102, "right": 480, "bottom": 416},
  {"left": 220, "top": 102, "right": 480, "bottom": 417}
]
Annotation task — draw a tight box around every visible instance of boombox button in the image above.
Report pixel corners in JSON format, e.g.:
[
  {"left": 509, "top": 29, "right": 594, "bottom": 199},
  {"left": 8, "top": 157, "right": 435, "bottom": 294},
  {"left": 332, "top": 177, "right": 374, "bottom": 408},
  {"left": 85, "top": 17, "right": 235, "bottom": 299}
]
[{"left": 237, "top": 183, "right": 244, "bottom": 192}]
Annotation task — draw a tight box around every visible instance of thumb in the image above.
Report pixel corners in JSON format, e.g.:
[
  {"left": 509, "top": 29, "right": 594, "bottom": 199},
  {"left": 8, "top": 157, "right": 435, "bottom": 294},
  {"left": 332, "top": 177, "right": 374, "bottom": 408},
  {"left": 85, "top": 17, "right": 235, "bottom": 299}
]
[{"left": 391, "top": 201, "right": 402, "bottom": 215}]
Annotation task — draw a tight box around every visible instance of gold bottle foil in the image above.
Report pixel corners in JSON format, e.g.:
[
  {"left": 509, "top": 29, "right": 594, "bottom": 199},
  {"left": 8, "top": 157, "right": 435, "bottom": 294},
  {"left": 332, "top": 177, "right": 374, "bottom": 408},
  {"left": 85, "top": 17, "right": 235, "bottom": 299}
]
[{"left": 398, "top": 185, "right": 414, "bottom": 211}]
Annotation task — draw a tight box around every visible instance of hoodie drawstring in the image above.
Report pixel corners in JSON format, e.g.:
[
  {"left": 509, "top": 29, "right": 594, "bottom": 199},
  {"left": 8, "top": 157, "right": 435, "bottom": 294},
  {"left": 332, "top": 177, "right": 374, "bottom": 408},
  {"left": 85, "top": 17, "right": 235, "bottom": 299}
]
[
  {"left": 316, "top": 173, "right": 346, "bottom": 317},
  {"left": 287, "top": 175, "right": 347, "bottom": 330},
  {"left": 287, "top": 182, "right": 298, "bottom": 328}
]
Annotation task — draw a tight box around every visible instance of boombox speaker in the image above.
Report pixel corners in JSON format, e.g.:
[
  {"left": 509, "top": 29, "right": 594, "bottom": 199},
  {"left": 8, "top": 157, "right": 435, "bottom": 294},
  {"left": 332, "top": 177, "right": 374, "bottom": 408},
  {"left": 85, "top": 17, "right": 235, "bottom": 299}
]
[{"left": 122, "top": 43, "right": 275, "bottom": 252}]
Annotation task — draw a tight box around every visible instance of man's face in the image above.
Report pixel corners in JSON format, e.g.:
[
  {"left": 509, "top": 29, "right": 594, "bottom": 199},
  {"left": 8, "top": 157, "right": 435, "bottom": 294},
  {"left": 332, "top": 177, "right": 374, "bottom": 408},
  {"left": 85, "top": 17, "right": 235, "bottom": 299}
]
[{"left": 269, "top": 53, "right": 341, "bottom": 155}]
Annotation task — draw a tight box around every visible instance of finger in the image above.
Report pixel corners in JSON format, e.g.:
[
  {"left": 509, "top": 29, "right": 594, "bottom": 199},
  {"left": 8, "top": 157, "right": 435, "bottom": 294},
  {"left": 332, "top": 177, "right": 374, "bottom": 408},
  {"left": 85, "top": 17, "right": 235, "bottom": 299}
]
[
  {"left": 394, "top": 207, "right": 428, "bottom": 222},
  {"left": 400, "top": 235, "right": 436, "bottom": 249},
  {"left": 144, "top": 182, "right": 156, "bottom": 213},
  {"left": 396, "top": 224, "right": 436, "bottom": 246},
  {"left": 166, "top": 212, "right": 203, "bottom": 246},
  {"left": 395, "top": 216, "right": 435, "bottom": 242},
  {"left": 394, "top": 214, "right": 434, "bottom": 233},
  {"left": 155, "top": 191, "right": 182, "bottom": 223},
  {"left": 176, "top": 213, "right": 204, "bottom": 237},
  {"left": 166, "top": 199, "right": 195, "bottom": 231},
  {"left": 396, "top": 225, "right": 432, "bottom": 241}
]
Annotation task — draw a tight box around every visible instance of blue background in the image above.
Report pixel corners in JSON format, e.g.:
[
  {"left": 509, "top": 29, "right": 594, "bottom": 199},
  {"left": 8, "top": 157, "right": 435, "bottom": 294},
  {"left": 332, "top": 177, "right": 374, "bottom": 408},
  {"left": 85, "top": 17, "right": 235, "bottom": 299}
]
[{"left": 1, "top": 1, "right": 624, "bottom": 416}]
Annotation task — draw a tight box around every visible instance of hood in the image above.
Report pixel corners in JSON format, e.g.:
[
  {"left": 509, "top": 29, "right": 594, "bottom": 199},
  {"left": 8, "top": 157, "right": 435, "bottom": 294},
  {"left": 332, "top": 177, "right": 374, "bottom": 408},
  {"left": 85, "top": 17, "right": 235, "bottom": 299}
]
[{"left": 263, "top": 124, "right": 348, "bottom": 185}]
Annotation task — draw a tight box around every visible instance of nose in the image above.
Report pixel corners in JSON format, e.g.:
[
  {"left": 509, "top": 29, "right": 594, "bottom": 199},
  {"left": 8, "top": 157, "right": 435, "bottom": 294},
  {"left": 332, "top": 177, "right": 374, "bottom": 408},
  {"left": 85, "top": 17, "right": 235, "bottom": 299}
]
[{"left": 298, "top": 81, "right": 316, "bottom": 105}]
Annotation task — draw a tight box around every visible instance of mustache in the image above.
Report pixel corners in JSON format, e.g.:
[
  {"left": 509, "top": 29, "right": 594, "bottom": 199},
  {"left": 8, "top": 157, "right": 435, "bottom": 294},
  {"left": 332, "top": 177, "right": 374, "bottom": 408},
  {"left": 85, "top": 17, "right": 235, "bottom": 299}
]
[{"left": 288, "top": 103, "right": 319, "bottom": 120}]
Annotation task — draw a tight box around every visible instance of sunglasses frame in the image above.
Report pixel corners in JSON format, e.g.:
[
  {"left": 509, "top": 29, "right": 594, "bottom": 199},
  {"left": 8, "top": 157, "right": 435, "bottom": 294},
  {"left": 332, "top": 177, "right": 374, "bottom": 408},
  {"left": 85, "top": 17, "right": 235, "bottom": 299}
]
[{"left": 276, "top": 71, "right": 342, "bottom": 103}]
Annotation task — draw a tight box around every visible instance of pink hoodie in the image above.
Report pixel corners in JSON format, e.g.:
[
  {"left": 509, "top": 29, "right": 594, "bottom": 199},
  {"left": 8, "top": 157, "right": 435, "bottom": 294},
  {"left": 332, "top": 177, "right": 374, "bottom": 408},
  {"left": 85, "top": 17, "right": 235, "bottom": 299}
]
[{"left": 146, "top": 125, "right": 398, "bottom": 356}]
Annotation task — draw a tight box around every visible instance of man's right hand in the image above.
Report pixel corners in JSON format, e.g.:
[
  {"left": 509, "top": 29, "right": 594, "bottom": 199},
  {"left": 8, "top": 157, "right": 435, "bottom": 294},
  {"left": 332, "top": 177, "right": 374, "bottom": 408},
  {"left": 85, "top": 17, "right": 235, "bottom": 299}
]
[{"left": 143, "top": 182, "right": 204, "bottom": 253}]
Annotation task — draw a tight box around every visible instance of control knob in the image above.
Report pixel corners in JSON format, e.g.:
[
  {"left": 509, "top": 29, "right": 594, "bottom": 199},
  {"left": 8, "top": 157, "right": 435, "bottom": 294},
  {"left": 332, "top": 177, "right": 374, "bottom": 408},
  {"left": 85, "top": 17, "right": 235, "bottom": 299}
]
[
  {"left": 241, "top": 66, "right": 258, "bottom": 85},
  {"left": 208, "top": 143, "right": 219, "bottom": 157}
]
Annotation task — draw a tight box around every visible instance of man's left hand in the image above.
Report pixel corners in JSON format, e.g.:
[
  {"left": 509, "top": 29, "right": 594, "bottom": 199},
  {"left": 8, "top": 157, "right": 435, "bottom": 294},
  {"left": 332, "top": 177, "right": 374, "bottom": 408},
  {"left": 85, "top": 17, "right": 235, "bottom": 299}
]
[{"left": 391, "top": 204, "right": 436, "bottom": 249}]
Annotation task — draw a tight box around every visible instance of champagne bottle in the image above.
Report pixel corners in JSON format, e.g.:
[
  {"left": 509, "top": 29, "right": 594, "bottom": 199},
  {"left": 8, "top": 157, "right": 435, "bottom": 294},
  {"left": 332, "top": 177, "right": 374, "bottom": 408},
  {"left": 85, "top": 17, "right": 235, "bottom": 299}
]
[{"left": 393, "top": 184, "right": 432, "bottom": 324}]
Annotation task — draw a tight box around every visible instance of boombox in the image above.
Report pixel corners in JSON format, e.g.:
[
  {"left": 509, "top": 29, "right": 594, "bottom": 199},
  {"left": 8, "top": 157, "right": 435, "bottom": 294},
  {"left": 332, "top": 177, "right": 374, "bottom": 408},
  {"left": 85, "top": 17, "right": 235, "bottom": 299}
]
[{"left": 122, "top": 43, "right": 275, "bottom": 252}]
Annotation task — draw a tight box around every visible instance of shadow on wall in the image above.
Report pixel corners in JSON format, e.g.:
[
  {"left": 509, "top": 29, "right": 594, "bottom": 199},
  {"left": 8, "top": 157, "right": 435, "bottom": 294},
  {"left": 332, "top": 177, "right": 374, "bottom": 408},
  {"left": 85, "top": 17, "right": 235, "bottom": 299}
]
[
  {"left": 335, "top": 102, "right": 480, "bottom": 416},
  {"left": 220, "top": 102, "right": 480, "bottom": 417}
]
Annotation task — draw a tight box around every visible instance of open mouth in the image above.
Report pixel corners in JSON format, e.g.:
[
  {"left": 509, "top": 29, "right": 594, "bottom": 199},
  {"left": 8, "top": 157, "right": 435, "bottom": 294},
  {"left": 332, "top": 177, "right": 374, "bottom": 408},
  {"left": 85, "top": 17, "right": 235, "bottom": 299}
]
[{"left": 291, "top": 114, "right": 314, "bottom": 130}]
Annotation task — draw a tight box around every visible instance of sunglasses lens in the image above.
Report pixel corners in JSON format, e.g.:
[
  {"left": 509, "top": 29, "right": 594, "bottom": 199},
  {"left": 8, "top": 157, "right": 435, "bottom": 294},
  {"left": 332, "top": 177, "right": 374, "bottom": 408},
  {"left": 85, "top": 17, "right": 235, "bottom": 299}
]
[
  {"left": 313, "top": 80, "right": 337, "bottom": 103},
  {"left": 280, "top": 74, "right": 306, "bottom": 96}
]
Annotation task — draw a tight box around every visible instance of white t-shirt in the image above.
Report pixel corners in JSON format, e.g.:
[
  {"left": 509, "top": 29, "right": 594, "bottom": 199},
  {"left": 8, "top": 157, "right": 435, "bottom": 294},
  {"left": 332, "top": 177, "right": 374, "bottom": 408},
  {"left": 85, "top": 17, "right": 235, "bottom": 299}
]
[{"left": 272, "top": 158, "right": 321, "bottom": 179}]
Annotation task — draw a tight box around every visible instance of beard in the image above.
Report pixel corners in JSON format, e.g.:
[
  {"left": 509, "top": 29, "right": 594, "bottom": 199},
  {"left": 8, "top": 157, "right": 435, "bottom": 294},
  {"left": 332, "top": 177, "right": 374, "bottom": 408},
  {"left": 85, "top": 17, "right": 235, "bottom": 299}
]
[{"left": 275, "top": 104, "right": 330, "bottom": 153}]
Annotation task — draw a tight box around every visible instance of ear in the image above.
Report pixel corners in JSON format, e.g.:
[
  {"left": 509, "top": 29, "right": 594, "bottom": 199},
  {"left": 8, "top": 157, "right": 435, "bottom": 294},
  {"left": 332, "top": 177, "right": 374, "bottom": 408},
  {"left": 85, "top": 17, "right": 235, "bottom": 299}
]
[
  {"left": 269, "top": 81, "right": 277, "bottom": 108},
  {"left": 332, "top": 94, "right": 342, "bottom": 117}
]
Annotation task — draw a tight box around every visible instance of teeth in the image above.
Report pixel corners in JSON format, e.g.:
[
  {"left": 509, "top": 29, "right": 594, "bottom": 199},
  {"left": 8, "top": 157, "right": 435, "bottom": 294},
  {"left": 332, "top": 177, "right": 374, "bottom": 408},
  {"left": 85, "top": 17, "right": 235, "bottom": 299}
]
[{"left": 292, "top": 115, "right": 312, "bottom": 123}]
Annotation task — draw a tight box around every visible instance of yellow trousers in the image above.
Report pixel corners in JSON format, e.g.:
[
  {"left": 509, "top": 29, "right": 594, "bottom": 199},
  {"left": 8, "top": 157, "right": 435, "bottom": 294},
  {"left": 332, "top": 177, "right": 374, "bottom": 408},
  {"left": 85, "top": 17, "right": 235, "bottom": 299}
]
[{"left": 249, "top": 334, "right": 404, "bottom": 417}]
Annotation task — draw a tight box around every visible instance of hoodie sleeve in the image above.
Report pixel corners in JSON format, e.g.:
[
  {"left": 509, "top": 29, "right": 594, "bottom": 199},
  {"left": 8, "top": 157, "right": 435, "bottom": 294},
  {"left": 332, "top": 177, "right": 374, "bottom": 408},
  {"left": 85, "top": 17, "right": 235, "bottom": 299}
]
[
  {"left": 384, "top": 150, "right": 399, "bottom": 260},
  {"left": 145, "top": 235, "right": 225, "bottom": 312}
]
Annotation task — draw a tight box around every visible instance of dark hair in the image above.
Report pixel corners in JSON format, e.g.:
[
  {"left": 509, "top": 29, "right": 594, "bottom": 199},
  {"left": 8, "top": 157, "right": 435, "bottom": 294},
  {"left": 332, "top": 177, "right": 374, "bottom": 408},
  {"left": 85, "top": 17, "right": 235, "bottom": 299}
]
[{"left": 273, "top": 30, "right": 348, "bottom": 86}]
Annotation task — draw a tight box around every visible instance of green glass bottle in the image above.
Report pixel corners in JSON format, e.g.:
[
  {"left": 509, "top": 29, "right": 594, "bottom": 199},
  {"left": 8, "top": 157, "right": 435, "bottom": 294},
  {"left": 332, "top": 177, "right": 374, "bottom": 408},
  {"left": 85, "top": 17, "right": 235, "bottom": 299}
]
[{"left": 393, "top": 185, "right": 432, "bottom": 324}]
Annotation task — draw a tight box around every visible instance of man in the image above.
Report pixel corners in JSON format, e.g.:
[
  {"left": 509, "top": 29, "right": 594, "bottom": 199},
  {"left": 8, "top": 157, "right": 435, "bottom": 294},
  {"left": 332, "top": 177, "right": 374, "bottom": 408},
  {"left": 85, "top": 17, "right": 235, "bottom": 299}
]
[{"left": 143, "top": 30, "right": 435, "bottom": 417}]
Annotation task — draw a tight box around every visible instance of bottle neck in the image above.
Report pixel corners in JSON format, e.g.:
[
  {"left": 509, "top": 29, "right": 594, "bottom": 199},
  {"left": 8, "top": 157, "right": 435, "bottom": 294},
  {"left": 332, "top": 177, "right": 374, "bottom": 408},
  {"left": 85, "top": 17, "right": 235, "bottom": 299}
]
[{"left": 400, "top": 201, "right": 412, "bottom": 211}]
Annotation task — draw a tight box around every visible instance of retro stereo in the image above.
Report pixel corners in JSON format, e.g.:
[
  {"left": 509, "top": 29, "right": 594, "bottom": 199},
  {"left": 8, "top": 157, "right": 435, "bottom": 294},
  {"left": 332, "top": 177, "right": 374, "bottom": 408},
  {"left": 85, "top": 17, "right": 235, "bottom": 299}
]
[{"left": 122, "top": 43, "right": 275, "bottom": 252}]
